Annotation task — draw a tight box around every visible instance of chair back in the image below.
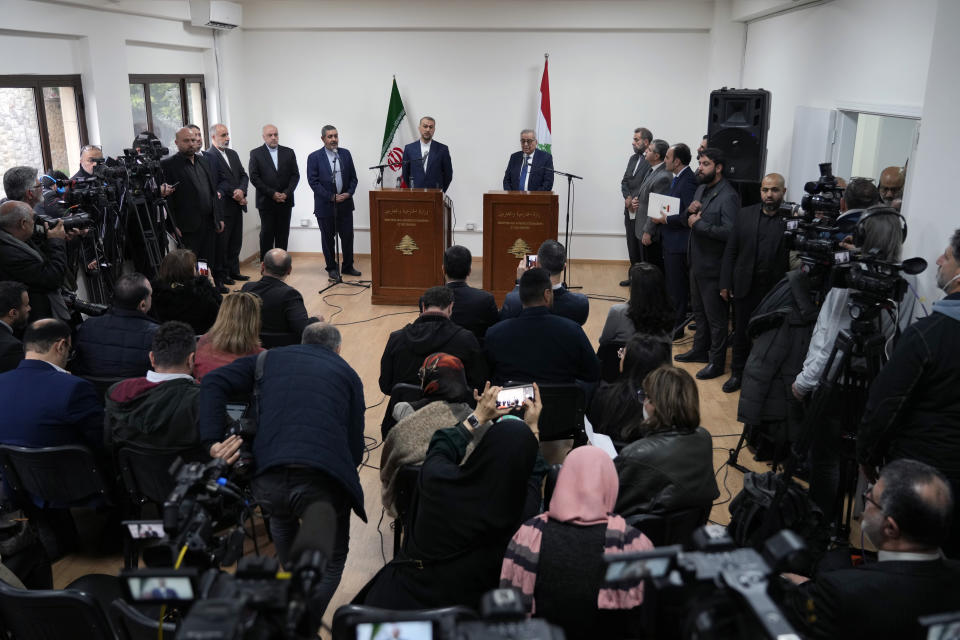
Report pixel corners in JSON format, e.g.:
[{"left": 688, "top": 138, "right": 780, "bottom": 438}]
[
  {"left": 109, "top": 598, "right": 176, "bottom": 640},
  {"left": 116, "top": 448, "right": 179, "bottom": 507},
  {"left": 80, "top": 375, "right": 126, "bottom": 403},
  {"left": 0, "top": 445, "right": 111, "bottom": 508},
  {"left": 0, "top": 579, "right": 114, "bottom": 640},
  {"left": 542, "top": 463, "right": 563, "bottom": 511},
  {"left": 597, "top": 341, "right": 625, "bottom": 383},
  {"left": 380, "top": 383, "right": 424, "bottom": 440},
  {"left": 536, "top": 383, "right": 587, "bottom": 442},
  {"left": 259, "top": 331, "right": 300, "bottom": 349},
  {"left": 625, "top": 503, "right": 711, "bottom": 547},
  {"left": 392, "top": 464, "right": 422, "bottom": 557}
]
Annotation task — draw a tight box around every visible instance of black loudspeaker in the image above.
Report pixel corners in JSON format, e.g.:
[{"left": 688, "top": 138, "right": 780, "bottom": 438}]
[{"left": 707, "top": 88, "right": 771, "bottom": 183}]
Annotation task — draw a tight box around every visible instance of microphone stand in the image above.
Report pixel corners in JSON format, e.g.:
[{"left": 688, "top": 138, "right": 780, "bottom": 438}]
[
  {"left": 319, "top": 153, "right": 369, "bottom": 295},
  {"left": 537, "top": 165, "right": 583, "bottom": 288}
]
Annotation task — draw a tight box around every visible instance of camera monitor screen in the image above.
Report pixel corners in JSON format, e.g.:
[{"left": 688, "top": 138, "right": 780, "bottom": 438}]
[
  {"left": 124, "top": 520, "right": 166, "bottom": 540},
  {"left": 604, "top": 547, "right": 681, "bottom": 584},
  {"left": 356, "top": 621, "right": 434, "bottom": 640},
  {"left": 124, "top": 573, "right": 196, "bottom": 604},
  {"left": 496, "top": 385, "right": 534, "bottom": 410},
  {"left": 225, "top": 402, "right": 248, "bottom": 422}
]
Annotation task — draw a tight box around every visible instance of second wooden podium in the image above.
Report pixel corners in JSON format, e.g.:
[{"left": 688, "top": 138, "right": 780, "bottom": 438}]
[
  {"left": 482, "top": 191, "right": 559, "bottom": 302},
  {"left": 369, "top": 188, "right": 452, "bottom": 305}
]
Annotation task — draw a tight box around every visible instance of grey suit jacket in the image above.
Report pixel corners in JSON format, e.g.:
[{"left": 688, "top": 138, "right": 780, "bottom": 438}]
[
  {"left": 620, "top": 153, "right": 650, "bottom": 215},
  {"left": 635, "top": 164, "right": 673, "bottom": 239}
]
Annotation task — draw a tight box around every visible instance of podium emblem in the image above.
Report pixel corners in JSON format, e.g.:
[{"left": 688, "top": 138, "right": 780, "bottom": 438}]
[
  {"left": 508, "top": 238, "right": 532, "bottom": 259},
  {"left": 395, "top": 234, "right": 420, "bottom": 255}
]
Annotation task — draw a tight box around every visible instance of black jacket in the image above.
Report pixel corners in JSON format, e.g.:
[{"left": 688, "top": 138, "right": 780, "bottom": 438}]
[
  {"left": 0, "top": 323, "right": 23, "bottom": 373},
  {"left": 500, "top": 284, "right": 589, "bottom": 326},
  {"left": 447, "top": 281, "right": 499, "bottom": 340},
  {"left": 484, "top": 306, "right": 600, "bottom": 386},
  {"left": 379, "top": 314, "right": 486, "bottom": 394},
  {"left": 105, "top": 376, "right": 203, "bottom": 457},
  {"left": 151, "top": 276, "right": 222, "bottom": 334},
  {"left": 0, "top": 230, "right": 67, "bottom": 322},
  {"left": 786, "top": 558, "right": 960, "bottom": 639},
  {"left": 614, "top": 427, "right": 719, "bottom": 517},
  {"left": 207, "top": 145, "right": 248, "bottom": 217},
  {"left": 72, "top": 308, "right": 159, "bottom": 378},
  {"left": 858, "top": 294, "right": 960, "bottom": 477},
  {"left": 689, "top": 178, "right": 740, "bottom": 276},
  {"left": 159, "top": 153, "right": 223, "bottom": 234},
  {"left": 719, "top": 203, "right": 789, "bottom": 297},
  {"left": 241, "top": 276, "right": 313, "bottom": 337},
  {"left": 248, "top": 144, "right": 299, "bottom": 213}
]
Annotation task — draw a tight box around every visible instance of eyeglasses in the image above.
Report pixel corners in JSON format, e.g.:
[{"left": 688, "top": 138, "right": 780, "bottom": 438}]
[
  {"left": 862, "top": 485, "right": 882, "bottom": 510},
  {"left": 520, "top": 138, "right": 536, "bottom": 145}
]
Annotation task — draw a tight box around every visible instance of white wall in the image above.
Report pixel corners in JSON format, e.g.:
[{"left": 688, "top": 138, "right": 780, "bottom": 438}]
[
  {"left": 226, "top": 0, "right": 719, "bottom": 261},
  {"left": 741, "top": 0, "right": 937, "bottom": 182}
]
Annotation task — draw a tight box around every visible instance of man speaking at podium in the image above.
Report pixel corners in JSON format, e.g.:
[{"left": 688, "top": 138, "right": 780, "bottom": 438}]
[
  {"left": 503, "top": 129, "right": 554, "bottom": 191},
  {"left": 307, "top": 125, "right": 360, "bottom": 280},
  {"left": 401, "top": 116, "right": 453, "bottom": 191}
]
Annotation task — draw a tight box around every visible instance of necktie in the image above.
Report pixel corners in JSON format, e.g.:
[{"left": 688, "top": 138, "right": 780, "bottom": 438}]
[
  {"left": 333, "top": 155, "right": 342, "bottom": 193},
  {"left": 519, "top": 155, "right": 529, "bottom": 191},
  {"left": 670, "top": 175, "right": 678, "bottom": 190}
]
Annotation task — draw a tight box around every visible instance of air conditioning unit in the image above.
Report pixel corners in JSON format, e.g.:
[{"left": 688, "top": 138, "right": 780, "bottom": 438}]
[{"left": 190, "top": 0, "right": 242, "bottom": 30}]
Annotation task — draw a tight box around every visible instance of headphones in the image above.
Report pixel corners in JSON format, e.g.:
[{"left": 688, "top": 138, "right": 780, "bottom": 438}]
[{"left": 853, "top": 205, "right": 907, "bottom": 247}]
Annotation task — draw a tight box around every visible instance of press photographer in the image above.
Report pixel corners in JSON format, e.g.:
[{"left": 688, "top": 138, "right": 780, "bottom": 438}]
[
  {"left": 791, "top": 205, "right": 917, "bottom": 527},
  {"left": 0, "top": 199, "right": 70, "bottom": 322},
  {"left": 858, "top": 228, "right": 960, "bottom": 557}
]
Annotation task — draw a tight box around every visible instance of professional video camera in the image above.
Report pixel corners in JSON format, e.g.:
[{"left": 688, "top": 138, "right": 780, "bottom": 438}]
[
  {"left": 831, "top": 251, "right": 927, "bottom": 317},
  {"left": 800, "top": 162, "right": 844, "bottom": 217},
  {"left": 61, "top": 289, "right": 108, "bottom": 317},
  {"left": 604, "top": 525, "right": 805, "bottom": 640}
]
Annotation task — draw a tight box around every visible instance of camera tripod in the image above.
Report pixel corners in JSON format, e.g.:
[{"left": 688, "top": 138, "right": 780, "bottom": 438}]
[{"left": 759, "top": 297, "right": 889, "bottom": 545}]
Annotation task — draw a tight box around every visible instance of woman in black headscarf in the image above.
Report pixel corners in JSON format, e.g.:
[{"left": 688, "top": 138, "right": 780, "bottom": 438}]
[{"left": 358, "top": 383, "right": 546, "bottom": 611}]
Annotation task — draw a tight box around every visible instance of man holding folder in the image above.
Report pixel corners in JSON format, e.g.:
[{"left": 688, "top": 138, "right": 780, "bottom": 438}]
[{"left": 631, "top": 139, "right": 672, "bottom": 273}]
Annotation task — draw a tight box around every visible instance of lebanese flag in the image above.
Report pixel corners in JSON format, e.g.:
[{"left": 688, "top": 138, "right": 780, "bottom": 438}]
[
  {"left": 379, "top": 77, "right": 415, "bottom": 188},
  {"left": 536, "top": 56, "right": 552, "bottom": 154}
]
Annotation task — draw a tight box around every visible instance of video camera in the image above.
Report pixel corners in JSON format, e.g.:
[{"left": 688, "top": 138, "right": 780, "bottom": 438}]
[
  {"left": 800, "top": 162, "right": 844, "bottom": 217},
  {"left": 604, "top": 525, "right": 805, "bottom": 640}
]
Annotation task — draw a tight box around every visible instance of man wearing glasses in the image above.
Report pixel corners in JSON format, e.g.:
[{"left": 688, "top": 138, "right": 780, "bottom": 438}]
[
  {"left": 503, "top": 129, "right": 554, "bottom": 192},
  {"left": 782, "top": 460, "right": 960, "bottom": 639}
]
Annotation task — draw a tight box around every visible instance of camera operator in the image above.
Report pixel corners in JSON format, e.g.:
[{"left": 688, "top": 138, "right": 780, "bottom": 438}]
[
  {"left": 199, "top": 322, "right": 365, "bottom": 617},
  {"left": 835, "top": 176, "right": 881, "bottom": 234},
  {"left": 0, "top": 200, "right": 70, "bottom": 322},
  {"left": 792, "top": 206, "right": 914, "bottom": 524},
  {"left": 72, "top": 145, "right": 104, "bottom": 180},
  {"left": 858, "top": 228, "right": 960, "bottom": 557},
  {"left": 782, "top": 460, "right": 960, "bottom": 639}
]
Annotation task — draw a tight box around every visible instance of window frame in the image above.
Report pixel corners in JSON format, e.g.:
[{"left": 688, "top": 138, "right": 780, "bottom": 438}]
[
  {"left": 0, "top": 74, "right": 89, "bottom": 172},
  {"left": 128, "top": 74, "right": 209, "bottom": 145}
]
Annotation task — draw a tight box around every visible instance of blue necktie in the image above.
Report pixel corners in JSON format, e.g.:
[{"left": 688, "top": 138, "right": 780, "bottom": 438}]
[
  {"left": 519, "top": 155, "right": 529, "bottom": 190},
  {"left": 670, "top": 175, "right": 678, "bottom": 191}
]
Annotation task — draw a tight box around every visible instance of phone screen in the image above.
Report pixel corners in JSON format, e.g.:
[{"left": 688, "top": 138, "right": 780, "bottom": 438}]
[
  {"left": 496, "top": 385, "right": 534, "bottom": 409},
  {"left": 355, "top": 621, "right": 433, "bottom": 640},
  {"left": 197, "top": 260, "right": 209, "bottom": 276},
  {"left": 525, "top": 254, "right": 538, "bottom": 268}
]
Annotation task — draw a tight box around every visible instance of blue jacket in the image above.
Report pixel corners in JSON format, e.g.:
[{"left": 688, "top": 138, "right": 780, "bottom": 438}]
[
  {"left": 484, "top": 306, "right": 600, "bottom": 385},
  {"left": 503, "top": 149, "right": 554, "bottom": 191},
  {"left": 662, "top": 166, "right": 698, "bottom": 255},
  {"left": 72, "top": 308, "right": 159, "bottom": 378},
  {"left": 401, "top": 140, "right": 453, "bottom": 191},
  {"left": 197, "top": 345, "right": 367, "bottom": 520},
  {"left": 306, "top": 147, "right": 359, "bottom": 219},
  {"left": 0, "top": 359, "right": 104, "bottom": 448},
  {"left": 500, "top": 284, "right": 589, "bottom": 326}
]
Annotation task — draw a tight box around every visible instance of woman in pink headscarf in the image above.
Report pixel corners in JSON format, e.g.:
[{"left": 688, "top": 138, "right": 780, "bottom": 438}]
[{"left": 500, "top": 446, "right": 653, "bottom": 639}]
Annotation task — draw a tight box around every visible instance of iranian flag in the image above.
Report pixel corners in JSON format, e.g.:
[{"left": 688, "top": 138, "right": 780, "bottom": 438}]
[
  {"left": 536, "top": 56, "right": 552, "bottom": 154},
  {"left": 379, "top": 77, "right": 415, "bottom": 188}
]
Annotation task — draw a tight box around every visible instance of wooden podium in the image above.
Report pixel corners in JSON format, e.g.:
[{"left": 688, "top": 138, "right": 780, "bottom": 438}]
[
  {"left": 482, "top": 191, "right": 559, "bottom": 302},
  {"left": 369, "top": 188, "right": 452, "bottom": 305}
]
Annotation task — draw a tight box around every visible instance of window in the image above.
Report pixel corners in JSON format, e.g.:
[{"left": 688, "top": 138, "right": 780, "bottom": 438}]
[
  {"left": 129, "top": 75, "right": 208, "bottom": 150},
  {"left": 0, "top": 75, "right": 88, "bottom": 198}
]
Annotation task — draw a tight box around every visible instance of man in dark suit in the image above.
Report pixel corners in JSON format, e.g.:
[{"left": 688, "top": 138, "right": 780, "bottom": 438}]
[
  {"left": 241, "top": 249, "right": 319, "bottom": 340},
  {"left": 648, "top": 143, "right": 698, "bottom": 337},
  {"left": 0, "top": 200, "right": 69, "bottom": 322},
  {"left": 379, "top": 286, "right": 486, "bottom": 394},
  {"left": 249, "top": 124, "right": 300, "bottom": 260},
  {"left": 401, "top": 117, "right": 452, "bottom": 191},
  {"left": 485, "top": 268, "right": 599, "bottom": 386},
  {"left": 500, "top": 239, "right": 589, "bottom": 326},
  {"left": 307, "top": 125, "right": 360, "bottom": 280},
  {"left": 719, "top": 173, "right": 790, "bottom": 392},
  {"left": 502, "top": 129, "right": 554, "bottom": 192},
  {"left": 443, "top": 245, "right": 498, "bottom": 340},
  {"left": 207, "top": 123, "right": 250, "bottom": 285},
  {"left": 634, "top": 139, "right": 673, "bottom": 274},
  {"left": 160, "top": 127, "right": 226, "bottom": 292},
  {"left": 675, "top": 147, "right": 740, "bottom": 380},
  {"left": 0, "top": 281, "right": 29, "bottom": 372},
  {"left": 784, "top": 459, "right": 960, "bottom": 639},
  {"left": 0, "top": 319, "right": 103, "bottom": 449},
  {"left": 619, "top": 127, "right": 653, "bottom": 286}
]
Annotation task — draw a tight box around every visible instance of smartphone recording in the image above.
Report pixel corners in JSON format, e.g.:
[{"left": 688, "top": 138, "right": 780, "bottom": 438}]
[{"left": 496, "top": 385, "right": 534, "bottom": 410}]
